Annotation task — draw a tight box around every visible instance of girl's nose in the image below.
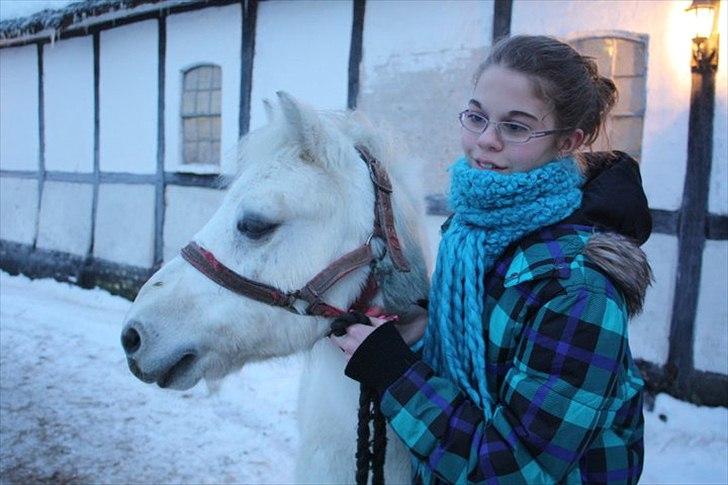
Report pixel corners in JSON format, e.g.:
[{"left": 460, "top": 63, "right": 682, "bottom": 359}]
[{"left": 477, "top": 124, "right": 503, "bottom": 151}]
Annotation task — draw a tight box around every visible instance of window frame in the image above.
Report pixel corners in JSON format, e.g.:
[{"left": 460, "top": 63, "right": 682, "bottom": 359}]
[
  {"left": 176, "top": 62, "right": 223, "bottom": 174},
  {"left": 568, "top": 31, "right": 649, "bottom": 160}
]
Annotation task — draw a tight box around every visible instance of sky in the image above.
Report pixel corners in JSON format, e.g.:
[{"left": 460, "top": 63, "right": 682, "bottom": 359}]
[
  {"left": 0, "top": 0, "right": 76, "bottom": 21},
  {"left": 1, "top": 271, "right": 727, "bottom": 483}
]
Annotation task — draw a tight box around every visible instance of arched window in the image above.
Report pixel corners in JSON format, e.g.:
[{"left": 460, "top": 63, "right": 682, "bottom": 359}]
[
  {"left": 181, "top": 64, "right": 221, "bottom": 165},
  {"left": 572, "top": 35, "right": 647, "bottom": 160}
]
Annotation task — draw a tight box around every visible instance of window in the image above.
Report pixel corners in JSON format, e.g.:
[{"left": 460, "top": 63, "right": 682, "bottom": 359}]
[
  {"left": 572, "top": 35, "right": 647, "bottom": 160},
  {"left": 181, "top": 64, "right": 221, "bottom": 165}
]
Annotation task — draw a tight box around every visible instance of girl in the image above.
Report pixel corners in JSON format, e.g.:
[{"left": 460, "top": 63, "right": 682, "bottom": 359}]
[{"left": 332, "top": 35, "right": 652, "bottom": 484}]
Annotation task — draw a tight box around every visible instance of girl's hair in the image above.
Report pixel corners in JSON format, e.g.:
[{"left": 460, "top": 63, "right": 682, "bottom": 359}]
[{"left": 474, "top": 35, "right": 618, "bottom": 147}]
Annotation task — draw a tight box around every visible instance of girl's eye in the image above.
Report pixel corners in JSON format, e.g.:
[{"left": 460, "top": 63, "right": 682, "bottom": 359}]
[
  {"left": 500, "top": 122, "right": 530, "bottom": 134},
  {"left": 466, "top": 112, "right": 487, "bottom": 124},
  {"left": 237, "top": 214, "right": 280, "bottom": 240}
]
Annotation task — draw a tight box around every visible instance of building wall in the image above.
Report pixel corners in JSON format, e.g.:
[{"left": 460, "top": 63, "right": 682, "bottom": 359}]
[
  {"left": 357, "top": 0, "right": 493, "bottom": 197},
  {"left": 0, "top": 1, "right": 726, "bottom": 390},
  {"left": 43, "top": 37, "right": 94, "bottom": 173},
  {"left": 249, "top": 0, "right": 352, "bottom": 131},
  {"left": 0, "top": 44, "right": 39, "bottom": 171},
  {"left": 99, "top": 20, "right": 158, "bottom": 174}
]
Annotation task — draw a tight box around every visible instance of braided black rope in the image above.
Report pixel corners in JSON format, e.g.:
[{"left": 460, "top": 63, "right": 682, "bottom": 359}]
[
  {"left": 371, "top": 391, "right": 387, "bottom": 485},
  {"left": 356, "top": 383, "right": 373, "bottom": 485},
  {"left": 331, "top": 312, "right": 389, "bottom": 484},
  {"left": 356, "top": 384, "right": 387, "bottom": 485}
]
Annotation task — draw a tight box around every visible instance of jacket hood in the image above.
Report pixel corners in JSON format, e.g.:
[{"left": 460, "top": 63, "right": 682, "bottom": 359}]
[
  {"left": 584, "top": 232, "right": 653, "bottom": 317},
  {"left": 564, "top": 151, "right": 652, "bottom": 245}
]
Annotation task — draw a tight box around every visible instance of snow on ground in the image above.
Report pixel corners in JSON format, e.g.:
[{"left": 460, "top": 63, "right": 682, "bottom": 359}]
[
  {"left": 0, "top": 272, "right": 300, "bottom": 484},
  {"left": 1, "top": 271, "right": 727, "bottom": 484}
]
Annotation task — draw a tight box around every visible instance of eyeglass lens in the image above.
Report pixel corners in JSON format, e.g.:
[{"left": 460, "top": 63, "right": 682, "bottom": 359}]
[{"left": 459, "top": 111, "right": 531, "bottom": 143}]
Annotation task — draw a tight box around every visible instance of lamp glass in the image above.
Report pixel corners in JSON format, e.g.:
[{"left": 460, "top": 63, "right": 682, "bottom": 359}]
[{"left": 690, "top": 5, "right": 715, "bottom": 38}]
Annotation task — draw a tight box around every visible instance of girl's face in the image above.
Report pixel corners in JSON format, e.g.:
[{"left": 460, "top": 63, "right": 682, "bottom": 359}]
[{"left": 461, "top": 65, "right": 570, "bottom": 173}]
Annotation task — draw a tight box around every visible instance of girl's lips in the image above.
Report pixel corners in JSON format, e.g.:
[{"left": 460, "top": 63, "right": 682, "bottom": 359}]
[{"left": 474, "top": 159, "right": 506, "bottom": 171}]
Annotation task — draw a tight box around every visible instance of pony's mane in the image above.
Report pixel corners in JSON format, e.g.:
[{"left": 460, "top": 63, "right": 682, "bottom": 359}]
[{"left": 326, "top": 111, "right": 431, "bottom": 314}]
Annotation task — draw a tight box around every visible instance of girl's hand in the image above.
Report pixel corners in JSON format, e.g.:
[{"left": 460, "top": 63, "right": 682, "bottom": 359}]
[{"left": 330, "top": 316, "right": 391, "bottom": 359}]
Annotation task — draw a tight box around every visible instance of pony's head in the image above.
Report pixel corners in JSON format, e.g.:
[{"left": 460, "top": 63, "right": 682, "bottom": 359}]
[{"left": 121, "top": 92, "right": 429, "bottom": 390}]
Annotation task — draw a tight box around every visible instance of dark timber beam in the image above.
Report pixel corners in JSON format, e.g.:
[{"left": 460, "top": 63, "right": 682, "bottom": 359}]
[
  {"left": 347, "top": 0, "right": 365, "bottom": 110},
  {"left": 239, "top": 0, "right": 257, "bottom": 137},
  {"left": 492, "top": 0, "right": 512, "bottom": 43}
]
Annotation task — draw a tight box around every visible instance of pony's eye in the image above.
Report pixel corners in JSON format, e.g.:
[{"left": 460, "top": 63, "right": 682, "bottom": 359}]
[{"left": 237, "top": 214, "right": 280, "bottom": 240}]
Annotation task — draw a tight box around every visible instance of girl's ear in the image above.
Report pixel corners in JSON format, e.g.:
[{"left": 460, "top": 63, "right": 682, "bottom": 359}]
[{"left": 558, "top": 128, "right": 585, "bottom": 155}]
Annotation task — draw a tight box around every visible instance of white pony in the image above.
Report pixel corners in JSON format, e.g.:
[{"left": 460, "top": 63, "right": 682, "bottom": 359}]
[{"left": 121, "top": 92, "right": 430, "bottom": 483}]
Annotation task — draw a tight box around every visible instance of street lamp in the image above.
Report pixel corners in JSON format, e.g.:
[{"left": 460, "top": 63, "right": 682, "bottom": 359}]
[{"left": 686, "top": 0, "right": 720, "bottom": 72}]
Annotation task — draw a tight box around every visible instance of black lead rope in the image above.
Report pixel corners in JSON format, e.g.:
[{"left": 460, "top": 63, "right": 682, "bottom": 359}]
[{"left": 331, "top": 312, "right": 388, "bottom": 485}]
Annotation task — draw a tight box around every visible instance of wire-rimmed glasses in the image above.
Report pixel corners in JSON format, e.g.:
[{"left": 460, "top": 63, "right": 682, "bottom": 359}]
[{"left": 459, "top": 110, "right": 572, "bottom": 144}]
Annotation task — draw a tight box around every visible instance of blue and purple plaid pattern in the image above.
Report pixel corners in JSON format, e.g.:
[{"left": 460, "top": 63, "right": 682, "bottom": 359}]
[{"left": 382, "top": 226, "right": 644, "bottom": 484}]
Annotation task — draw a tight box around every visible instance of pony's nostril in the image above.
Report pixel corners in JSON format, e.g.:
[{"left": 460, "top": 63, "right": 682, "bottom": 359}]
[{"left": 121, "top": 326, "right": 142, "bottom": 354}]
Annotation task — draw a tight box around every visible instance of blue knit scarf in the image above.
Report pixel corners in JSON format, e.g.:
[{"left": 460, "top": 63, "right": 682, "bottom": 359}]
[{"left": 421, "top": 156, "right": 583, "bottom": 417}]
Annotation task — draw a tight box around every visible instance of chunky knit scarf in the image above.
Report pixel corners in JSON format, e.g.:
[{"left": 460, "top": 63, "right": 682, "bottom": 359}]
[{"left": 421, "top": 156, "right": 583, "bottom": 417}]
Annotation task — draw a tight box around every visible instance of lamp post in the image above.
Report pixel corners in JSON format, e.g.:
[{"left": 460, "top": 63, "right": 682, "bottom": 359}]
[{"left": 667, "top": 0, "right": 722, "bottom": 403}]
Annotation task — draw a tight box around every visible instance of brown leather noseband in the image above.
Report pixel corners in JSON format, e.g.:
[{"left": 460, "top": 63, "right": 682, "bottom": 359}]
[{"left": 180, "top": 145, "right": 410, "bottom": 318}]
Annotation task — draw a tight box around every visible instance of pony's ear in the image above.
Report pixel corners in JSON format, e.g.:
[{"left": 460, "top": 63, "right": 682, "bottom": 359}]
[
  {"left": 262, "top": 98, "right": 275, "bottom": 124},
  {"left": 276, "top": 91, "right": 330, "bottom": 165}
]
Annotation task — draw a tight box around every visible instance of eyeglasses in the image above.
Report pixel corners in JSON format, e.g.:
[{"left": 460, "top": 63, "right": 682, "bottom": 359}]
[{"left": 458, "top": 110, "right": 572, "bottom": 144}]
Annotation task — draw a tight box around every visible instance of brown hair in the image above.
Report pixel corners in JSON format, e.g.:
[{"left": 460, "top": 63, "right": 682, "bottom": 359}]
[{"left": 474, "top": 35, "right": 617, "bottom": 147}]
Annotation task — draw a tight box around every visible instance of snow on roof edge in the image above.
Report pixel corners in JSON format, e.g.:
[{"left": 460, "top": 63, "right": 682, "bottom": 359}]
[{"left": 0, "top": 0, "right": 201, "bottom": 44}]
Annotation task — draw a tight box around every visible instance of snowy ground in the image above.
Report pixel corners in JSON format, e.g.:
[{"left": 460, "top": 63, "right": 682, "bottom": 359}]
[{"left": 1, "top": 272, "right": 727, "bottom": 484}]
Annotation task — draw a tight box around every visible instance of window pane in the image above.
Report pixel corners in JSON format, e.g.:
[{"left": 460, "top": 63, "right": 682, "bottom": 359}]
[
  {"left": 182, "top": 92, "right": 196, "bottom": 116},
  {"left": 196, "top": 91, "right": 210, "bottom": 113},
  {"left": 211, "top": 67, "right": 222, "bottom": 89},
  {"left": 611, "top": 116, "right": 643, "bottom": 158},
  {"left": 184, "top": 69, "right": 198, "bottom": 90},
  {"left": 183, "top": 117, "right": 197, "bottom": 142},
  {"left": 198, "top": 142, "right": 212, "bottom": 164},
  {"left": 211, "top": 117, "right": 221, "bottom": 141},
  {"left": 615, "top": 77, "right": 646, "bottom": 114},
  {"left": 210, "top": 90, "right": 222, "bottom": 115},
  {"left": 198, "top": 66, "right": 212, "bottom": 89},
  {"left": 614, "top": 39, "right": 646, "bottom": 77},
  {"left": 197, "top": 117, "right": 211, "bottom": 140},
  {"left": 212, "top": 141, "right": 221, "bottom": 164},
  {"left": 574, "top": 38, "right": 614, "bottom": 77},
  {"left": 184, "top": 142, "right": 197, "bottom": 164}
]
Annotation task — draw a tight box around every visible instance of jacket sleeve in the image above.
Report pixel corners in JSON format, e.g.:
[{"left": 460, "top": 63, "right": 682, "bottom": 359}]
[{"left": 348, "top": 286, "right": 629, "bottom": 484}]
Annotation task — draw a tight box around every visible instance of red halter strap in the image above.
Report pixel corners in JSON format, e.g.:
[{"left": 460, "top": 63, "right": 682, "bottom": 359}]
[{"left": 179, "top": 145, "right": 409, "bottom": 318}]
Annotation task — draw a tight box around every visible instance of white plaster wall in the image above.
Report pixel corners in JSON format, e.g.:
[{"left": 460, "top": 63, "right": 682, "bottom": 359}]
[
  {"left": 512, "top": 0, "right": 694, "bottom": 211},
  {"left": 0, "top": 45, "right": 39, "bottom": 171},
  {"left": 0, "top": 177, "right": 38, "bottom": 244},
  {"left": 163, "top": 185, "right": 225, "bottom": 262},
  {"left": 99, "top": 20, "right": 158, "bottom": 173},
  {"left": 709, "top": 4, "right": 727, "bottom": 215},
  {"left": 629, "top": 233, "right": 678, "bottom": 366},
  {"left": 693, "top": 240, "right": 728, "bottom": 374},
  {"left": 249, "top": 0, "right": 352, "bottom": 131},
  {"left": 362, "top": 0, "right": 492, "bottom": 74},
  {"left": 43, "top": 37, "right": 94, "bottom": 173},
  {"left": 36, "top": 181, "right": 93, "bottom": 255},
  {"left": 357, "top": 0, "right": 492, "bottom": 196},
  {"left": 94, "top": 183, "right": 155, "bottom": 267},
  {"left": 165, "top": 4, "right": 241, "bottom": 175}
]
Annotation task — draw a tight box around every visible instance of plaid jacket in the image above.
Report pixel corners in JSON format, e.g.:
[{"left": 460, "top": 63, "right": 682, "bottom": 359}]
[{"left": 360, "top": 224, "right": 645, "bottom": 484}]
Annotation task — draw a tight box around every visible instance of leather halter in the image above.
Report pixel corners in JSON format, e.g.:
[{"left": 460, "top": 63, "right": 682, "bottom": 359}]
[{"left": 180, "top": 145, "right": 410, "bottom": 318}]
